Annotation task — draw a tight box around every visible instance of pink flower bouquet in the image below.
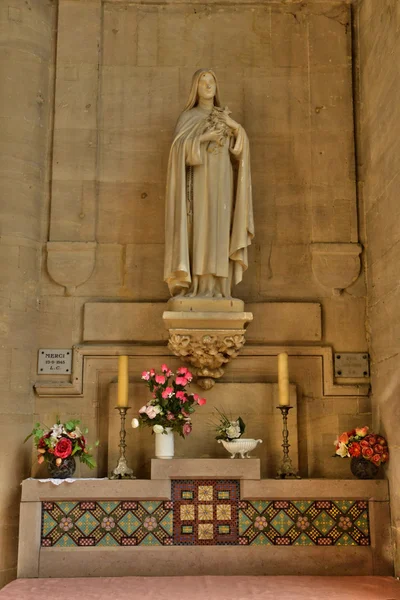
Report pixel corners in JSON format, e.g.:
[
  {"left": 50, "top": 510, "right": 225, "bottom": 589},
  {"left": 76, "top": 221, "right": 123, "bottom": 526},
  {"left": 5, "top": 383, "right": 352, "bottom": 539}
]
[{"left": 132, "top": 365, "right": 206, "bottom": 438}]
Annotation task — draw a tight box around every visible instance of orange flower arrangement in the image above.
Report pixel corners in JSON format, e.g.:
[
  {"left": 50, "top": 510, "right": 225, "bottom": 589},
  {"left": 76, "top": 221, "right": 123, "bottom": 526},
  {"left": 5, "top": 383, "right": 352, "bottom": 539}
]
[{"left": 334, "top": 426, "right": 389, "bottom": 466}]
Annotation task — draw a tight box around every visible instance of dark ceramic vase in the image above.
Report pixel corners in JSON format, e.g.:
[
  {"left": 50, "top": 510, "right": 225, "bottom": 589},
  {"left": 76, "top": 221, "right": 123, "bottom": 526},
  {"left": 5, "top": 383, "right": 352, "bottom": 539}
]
[
  {"left": 350, "top": 456, "right": 379, "bottom": 480},
  {"left": 47, "top": 456, "right": 76, "bottom": 479}
]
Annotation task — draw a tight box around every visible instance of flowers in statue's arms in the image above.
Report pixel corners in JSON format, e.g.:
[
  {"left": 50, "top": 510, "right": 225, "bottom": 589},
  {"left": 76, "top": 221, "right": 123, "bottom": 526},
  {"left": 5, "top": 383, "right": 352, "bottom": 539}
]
[{"left": 54, "top": 437, "right": 73, "bottom": 459}]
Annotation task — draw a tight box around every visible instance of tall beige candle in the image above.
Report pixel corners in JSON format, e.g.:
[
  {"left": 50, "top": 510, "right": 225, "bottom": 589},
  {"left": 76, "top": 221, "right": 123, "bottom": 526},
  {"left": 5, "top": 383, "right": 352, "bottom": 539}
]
[
  {"left": 117, "top": 355, "right": 129, "bottom": 407},
  {"left": 278, "top": 352, "right": 290, "bottom": 406}
]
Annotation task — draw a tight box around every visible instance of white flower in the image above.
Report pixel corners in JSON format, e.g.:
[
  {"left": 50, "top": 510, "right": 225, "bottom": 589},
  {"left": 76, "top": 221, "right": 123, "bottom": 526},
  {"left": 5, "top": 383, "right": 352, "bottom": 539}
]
[
  {"left": 226, "top": 423, "right": 241, "bottom": 439},
  {"left": 131, "top": 418, "right": 140, "bottom": 429},
  {"left": 154, "top": 405, "right": 162, "bottom": 414},
  {"left": 335, "top": 442, "right": 350, "bottom": 458},
  {"left": 153, "top": 425, "right": 164, "bottom": 434},
  {"left": 51, "top": 424, "right": 63, "bottom": 438}
]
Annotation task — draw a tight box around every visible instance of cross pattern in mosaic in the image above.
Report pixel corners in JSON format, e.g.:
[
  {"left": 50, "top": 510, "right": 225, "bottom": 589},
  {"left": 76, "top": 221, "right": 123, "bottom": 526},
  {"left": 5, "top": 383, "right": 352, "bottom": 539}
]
[
  {"left": 238, "top": 499, "right": 370, "bottom": 546},
  {"left": 41, "top": 481, "right": 370, "bottom": 547},
  {"left": 42, "top": 500, "right": 173, "bottom": 547},
  {"left": 172, "top": 479, "right": 240, "bottom": 545}
]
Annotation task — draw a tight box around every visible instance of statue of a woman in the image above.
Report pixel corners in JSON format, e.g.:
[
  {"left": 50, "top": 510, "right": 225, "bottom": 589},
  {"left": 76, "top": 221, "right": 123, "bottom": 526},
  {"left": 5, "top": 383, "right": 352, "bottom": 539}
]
[{"left": 164, "top": 69, "right": 254, "bottom": 299}]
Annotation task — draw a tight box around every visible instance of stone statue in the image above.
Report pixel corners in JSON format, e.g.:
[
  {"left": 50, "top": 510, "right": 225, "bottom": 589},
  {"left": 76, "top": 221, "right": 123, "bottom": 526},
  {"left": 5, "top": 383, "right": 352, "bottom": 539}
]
[{"left": 164, "top": 69, "right": 254, "bottom": 299}]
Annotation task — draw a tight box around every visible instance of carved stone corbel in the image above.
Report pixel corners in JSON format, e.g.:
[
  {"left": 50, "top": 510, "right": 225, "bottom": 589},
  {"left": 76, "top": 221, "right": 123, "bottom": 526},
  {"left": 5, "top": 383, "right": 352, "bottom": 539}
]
[{"left": 163, "top": 306, "right": 253, "bottom": 389}]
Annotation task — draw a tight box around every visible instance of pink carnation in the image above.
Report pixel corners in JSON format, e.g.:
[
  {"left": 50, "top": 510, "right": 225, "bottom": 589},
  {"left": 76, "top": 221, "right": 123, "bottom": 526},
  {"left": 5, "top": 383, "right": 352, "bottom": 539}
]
[
  {"left": 162, "top": 387, "right": 174, "bottom": 399},
  {"left": 166, "top": 412, "right": 175, "bottom": 421},
  {"left": 175, "top": 376, "right": 188, "bottom": 386},
  {"left": 149, "top": 369, "right": 155, "bottom": 376},
  {"left": 141, "top": 371, "right": 150, "bottom": 381},
  {"left": 155, "top": 374, "right": 166, "bottom": 384},
  {"left": 161, "top": 364, "right": 169, "bottom": 373},
  {"left": 177, "top": 367, "right": 188, "bottom": 375},
  {"left": 197, "top": 397, "right": 206, "bottom": 406},
  {"left": 183, "top": 422, "right": 192, "bottom": 436},
  {"left": 185, "top": 371, "right": 193, "bottom": 382},
  {"left": 176, "top": 391, "right": 186, "bottom": 402},
  {"left": 193, "top": 394, "right": 199, "bottom": 402}
]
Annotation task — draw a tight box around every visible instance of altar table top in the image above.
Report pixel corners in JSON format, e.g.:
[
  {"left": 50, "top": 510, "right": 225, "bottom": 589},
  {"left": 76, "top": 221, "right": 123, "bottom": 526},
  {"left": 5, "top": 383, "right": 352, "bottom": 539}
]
[{"left": 1, "top": 576, "right": 400, "bottom": 600}]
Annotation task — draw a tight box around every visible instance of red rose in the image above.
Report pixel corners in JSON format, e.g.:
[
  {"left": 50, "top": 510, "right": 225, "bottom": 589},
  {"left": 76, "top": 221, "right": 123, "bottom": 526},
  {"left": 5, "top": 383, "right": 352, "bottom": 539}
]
[
  {"left": 371, "top": 454, "right": 381, "bottom": 466},
  {"left": 374, "top": 444, "right": 384, "bottom": 454},
  {"left": 349, "top": 442, "right": 361, "bottom": 457},
  {"left": 54, "top": 437, "right": 72, "bottom": 459},
  {"left": 381, "top": 452, "right": 389, "bottom": 463},
  {"left": 377, "top": 436, "right": 387, "bottom": 446},
  {"left": 361, "top": 446, "right": 374, "bottom": 459},
  {"left": 360, "top": 439, "right": 370, "bottom": 448},
  {"left": 365, "top": 435, "right": 376, "bottom": 446}
]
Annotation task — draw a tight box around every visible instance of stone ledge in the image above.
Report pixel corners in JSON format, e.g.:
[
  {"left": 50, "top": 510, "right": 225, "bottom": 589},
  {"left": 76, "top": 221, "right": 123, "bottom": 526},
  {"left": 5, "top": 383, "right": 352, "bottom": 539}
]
[
  {"left": 241, "top": 479, "right": 389, "bottom": 501},
  {"left": 21, "top": 479, "right": 171, "bottom": 502},
  {"left": 151, "top": 458, "right": 261, "bottom": 480}
]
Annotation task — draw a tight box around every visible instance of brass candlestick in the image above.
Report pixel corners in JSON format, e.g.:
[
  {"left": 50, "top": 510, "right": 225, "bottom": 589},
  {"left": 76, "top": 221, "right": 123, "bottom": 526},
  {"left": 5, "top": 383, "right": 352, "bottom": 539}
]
[
  {"left": 276, "top": 405, "right": 301, "bottom": 479},
  {"left": 110, "top": 406, "right": 135, "bottom": 480}
]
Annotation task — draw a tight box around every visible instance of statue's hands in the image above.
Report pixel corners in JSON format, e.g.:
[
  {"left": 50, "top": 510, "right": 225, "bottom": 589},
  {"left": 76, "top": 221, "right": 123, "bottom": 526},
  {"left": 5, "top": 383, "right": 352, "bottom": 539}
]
[
  {"left": 220, "top": 112, "right": 240, "bottom": 134},
  {"left": 199, "top": 131, "right": 225, "bottom": 146}
]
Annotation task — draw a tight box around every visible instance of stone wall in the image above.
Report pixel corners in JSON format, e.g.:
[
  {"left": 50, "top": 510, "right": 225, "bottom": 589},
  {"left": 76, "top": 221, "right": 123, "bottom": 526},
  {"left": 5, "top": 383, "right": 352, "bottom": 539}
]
[
  {"left": 355, "top": 0, "right": 400, "bottom": 575},
  {"left": 34, "top": 0, "right": 370, "bottom": 484},
  {"left": 0, "top": 0, "right": 56, "bottom": 587}
]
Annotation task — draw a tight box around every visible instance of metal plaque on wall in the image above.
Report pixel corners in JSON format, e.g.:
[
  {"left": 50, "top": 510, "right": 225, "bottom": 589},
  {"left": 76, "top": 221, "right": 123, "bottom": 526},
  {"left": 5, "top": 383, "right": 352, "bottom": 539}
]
[
  {"left": 334, "top": 353, "right": 369, "bottom": 378},
  {"left": 38, "top": 349, "right": 72, "bottom": 374}
]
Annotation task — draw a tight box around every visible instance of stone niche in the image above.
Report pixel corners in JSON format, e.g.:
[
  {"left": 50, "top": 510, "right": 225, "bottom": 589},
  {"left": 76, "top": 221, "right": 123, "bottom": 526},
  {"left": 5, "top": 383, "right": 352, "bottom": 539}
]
[{"left": 108, "top": 380, "right": 297, "bottom": 479}]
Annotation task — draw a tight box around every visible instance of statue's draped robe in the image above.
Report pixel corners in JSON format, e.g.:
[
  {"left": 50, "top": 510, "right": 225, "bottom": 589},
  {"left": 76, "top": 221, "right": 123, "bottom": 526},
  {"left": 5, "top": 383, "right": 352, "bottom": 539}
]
[{"left": 164, "top": 106, "right": 254, "bottom": 296}]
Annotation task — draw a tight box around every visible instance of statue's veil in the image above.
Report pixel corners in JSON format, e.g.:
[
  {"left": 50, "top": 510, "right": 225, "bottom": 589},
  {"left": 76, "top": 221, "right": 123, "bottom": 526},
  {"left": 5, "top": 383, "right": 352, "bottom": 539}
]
[{"left": 183, "top": 69, "right": 222, "bottom": 111}]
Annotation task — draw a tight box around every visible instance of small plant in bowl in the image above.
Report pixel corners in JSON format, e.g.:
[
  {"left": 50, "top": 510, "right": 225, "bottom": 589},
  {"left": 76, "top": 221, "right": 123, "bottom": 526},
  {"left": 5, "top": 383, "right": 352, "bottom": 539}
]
[{"left": 214, "top": 409, "right": 262, "bottom": 459}]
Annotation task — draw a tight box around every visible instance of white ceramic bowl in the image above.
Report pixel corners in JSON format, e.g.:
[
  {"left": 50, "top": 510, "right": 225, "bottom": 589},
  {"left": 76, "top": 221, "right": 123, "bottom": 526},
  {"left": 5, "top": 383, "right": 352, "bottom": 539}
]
[{"left": 218, "top": 438, "right": 262, "bottom": 458}]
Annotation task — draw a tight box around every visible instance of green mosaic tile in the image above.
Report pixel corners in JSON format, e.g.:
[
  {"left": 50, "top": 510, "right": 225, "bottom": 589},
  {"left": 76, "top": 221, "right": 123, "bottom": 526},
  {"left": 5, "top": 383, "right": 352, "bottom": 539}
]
[
  {"left": 333, "top": 500, "right": 354, "bottom": 513},
  {"left": 54, "top": 533, "right": 77, "bottom": 547},
  {"left": 57, "top": 502, "right": 78, "bottom": 515},
  {"left": 293, "top": 533, "right": 314, "bottom": 546},
  {"left": 336, "top": 533, "right": 357, "bottom": 546},
  {"left": 271, "top": 510, "right": 295, "bottom": 535},
  {"left": 312, "top": 511, "right": 335, "bottom": 535},
  {"left": 42, "top": 513, "right": 58, "bottom": 536},
  {"left": 292, "top": 501, "right": 313, "bottom": 513},
  {"left": 159, "top": 512, "right": 173, "bottom": 536},
  {"left": 76, "top": 512, "right": 100, "bottom": 535},
  {"left": 249, "top": 500, "right": 270, "bottom": 514},
  {"left": 118, "top": 511, "right": 141, "bottom": 536},
  {"left": 141, "top": 533, "right": 162, "bottom": 546},
  {"left": 97, "top": 533, "right": 119, "bottom": 547},
  {"left": 98, "top": 502, "right": 119, "bottom": 515},
  {"left": 141, "top": 501, "right": 162, "bottom": 514},
  {"left": 251, "top": 533, "right": 272, "bottom": 546},
  {"left": 355, "top": 511, "right": 369, "bottom": 536},
  {"left": 238, "top": 512, "right": 253, "bottom": 534}
]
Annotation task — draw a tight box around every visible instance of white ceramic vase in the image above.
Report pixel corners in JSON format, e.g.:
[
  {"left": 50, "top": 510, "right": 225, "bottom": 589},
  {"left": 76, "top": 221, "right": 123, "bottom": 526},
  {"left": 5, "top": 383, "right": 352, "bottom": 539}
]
[{"left": 155, "top": 427, "right": 174, "bottom": 459}]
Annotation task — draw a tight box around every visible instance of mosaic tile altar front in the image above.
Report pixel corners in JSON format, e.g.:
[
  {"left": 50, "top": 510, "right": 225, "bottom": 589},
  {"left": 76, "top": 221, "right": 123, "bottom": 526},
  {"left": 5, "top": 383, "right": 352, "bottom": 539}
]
[{"left": 41, "top": 479, "right": 370, "bottom": 547}]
